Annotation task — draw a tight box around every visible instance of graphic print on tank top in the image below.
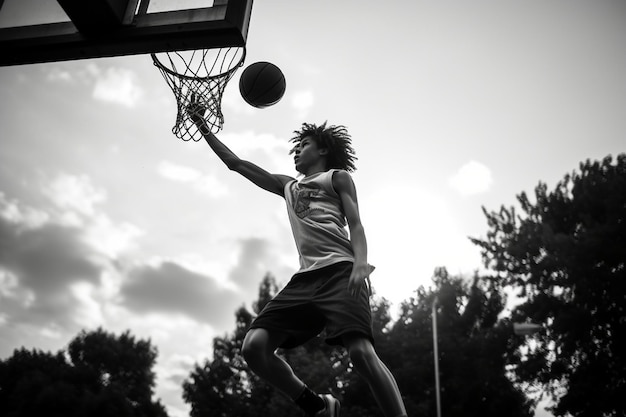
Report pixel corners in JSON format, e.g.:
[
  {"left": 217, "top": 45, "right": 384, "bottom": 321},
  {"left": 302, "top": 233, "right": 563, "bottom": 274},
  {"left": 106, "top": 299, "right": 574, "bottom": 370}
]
[{"left": 291, "top": 182, "right": 324, "bottom": 219}]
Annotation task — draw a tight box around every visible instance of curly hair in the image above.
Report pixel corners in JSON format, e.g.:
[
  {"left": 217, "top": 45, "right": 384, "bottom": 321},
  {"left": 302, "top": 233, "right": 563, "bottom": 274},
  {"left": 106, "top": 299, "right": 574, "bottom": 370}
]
[{"left": 289, "top": 122, "right": 357, "bottom": 172}]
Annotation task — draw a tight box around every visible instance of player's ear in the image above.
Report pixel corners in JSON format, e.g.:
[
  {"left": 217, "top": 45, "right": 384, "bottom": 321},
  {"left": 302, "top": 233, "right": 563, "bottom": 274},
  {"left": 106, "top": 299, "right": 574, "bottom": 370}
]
[{"left": 319, "top": 148, "right": 329, "bottom": 156}]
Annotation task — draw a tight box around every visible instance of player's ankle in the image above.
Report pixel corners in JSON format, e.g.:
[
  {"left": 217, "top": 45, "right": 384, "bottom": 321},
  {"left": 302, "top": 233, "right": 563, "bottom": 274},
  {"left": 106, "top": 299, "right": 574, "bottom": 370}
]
[{"left": 294, "top": 385, "right": 324, "bottom": 415}]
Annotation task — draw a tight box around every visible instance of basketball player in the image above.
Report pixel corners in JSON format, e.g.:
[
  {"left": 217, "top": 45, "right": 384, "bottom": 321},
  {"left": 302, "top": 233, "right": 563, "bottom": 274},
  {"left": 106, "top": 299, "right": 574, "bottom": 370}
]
[{"left": 188, "top": 105, "right": 407, "bottom": 417}]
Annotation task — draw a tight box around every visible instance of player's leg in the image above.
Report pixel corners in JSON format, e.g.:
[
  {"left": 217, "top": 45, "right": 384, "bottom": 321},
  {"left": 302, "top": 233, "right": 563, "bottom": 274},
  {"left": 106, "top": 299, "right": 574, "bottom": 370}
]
[
  {"left": 242, "top": 327, "right": 333, "bottom": 416},
  {"left": 242, "top": 328, "right": 304, "bottom": 398},
  {"left": 342, "top": 334, "right": 407, "bottom": 417},
  {"left": 315, "top": 261, "right": 403, "bottom": 415},
  {"left": 245, "top": 265, "right": 344, "bottom": 415}
]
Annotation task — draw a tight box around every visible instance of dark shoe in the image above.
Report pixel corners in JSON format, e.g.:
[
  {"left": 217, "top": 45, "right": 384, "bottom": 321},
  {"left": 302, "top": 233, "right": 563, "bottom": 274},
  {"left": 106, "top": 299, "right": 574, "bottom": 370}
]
[{"left": 315, "top": 394, "right": 340, "bottom": 417}]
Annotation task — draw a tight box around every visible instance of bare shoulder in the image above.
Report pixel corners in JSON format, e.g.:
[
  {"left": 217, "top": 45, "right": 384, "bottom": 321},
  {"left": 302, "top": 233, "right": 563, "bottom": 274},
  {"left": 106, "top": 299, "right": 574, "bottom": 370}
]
[
  {"left": 331, "top": 170, "right": 357, "bottom": 195},
  {"left": 332, "top": 170, "right": 362, "bottom": 223},
  {"left": 272, "top": 173, "right": 296, "bottom": 197},
  {"left": 277, "top": 174, "right": 296, "bottom": 187}
]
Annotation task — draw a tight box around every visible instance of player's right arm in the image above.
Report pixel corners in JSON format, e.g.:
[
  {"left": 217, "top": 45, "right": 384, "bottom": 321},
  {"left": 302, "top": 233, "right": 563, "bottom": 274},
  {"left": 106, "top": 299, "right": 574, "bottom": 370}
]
[
  {"left": 187, "top": 98, "right": 292, "bottom": 197},
  {"left": 201, "top": 128, "right": 293, "bottom": 197}
]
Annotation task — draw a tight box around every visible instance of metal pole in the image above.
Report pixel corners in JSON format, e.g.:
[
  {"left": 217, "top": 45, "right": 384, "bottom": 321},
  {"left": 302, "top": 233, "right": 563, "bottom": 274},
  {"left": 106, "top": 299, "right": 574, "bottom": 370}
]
[
  {"left": 513, "top": 322, "right": 542, "bottom": 336},
  {"left": 432, "top": 297, "right": 442, "bottom": 417}
]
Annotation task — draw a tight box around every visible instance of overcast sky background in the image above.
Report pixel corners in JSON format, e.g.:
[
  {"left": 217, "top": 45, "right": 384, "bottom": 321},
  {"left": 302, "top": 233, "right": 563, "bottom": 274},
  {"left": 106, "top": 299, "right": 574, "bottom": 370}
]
[{"left": 1, "top": 1, "right": 625, "bottom": 416}]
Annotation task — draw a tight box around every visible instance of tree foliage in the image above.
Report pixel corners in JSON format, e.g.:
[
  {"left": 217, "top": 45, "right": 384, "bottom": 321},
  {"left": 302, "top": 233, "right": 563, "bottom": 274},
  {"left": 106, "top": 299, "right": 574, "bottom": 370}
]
[
  {"left": 471, "top": 154, "right": 626, "bottom": 417},
  {"left": 182, "top": 273, "right": 346, "bottom": 417},
  {"left": 384, "top": 268, "right": 533, "bottom": 417},
  {"left": 0, "top": 328, "right": 168, "bottom": 417},
  {"left": 183, "top": 270, "right": 532, "bottom": 417}
]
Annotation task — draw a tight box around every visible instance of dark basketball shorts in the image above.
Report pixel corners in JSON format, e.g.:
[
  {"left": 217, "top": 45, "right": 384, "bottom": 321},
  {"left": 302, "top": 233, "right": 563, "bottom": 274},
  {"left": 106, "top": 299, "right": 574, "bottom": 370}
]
[{"left": 249, "top": 261, "right": 374, "bottom": 349}]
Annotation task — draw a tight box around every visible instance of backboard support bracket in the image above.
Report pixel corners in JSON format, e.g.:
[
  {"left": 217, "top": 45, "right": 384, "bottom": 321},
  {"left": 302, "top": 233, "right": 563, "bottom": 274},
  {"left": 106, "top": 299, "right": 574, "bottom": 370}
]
[{"left": 57, "top": 0, "right": 129, "bottom": 35}]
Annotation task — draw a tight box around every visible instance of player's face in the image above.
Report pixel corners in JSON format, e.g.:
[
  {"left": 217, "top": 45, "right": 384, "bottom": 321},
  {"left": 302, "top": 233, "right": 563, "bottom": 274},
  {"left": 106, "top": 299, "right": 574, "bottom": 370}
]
[{"left": 293, "top": 136, "right": 323, "bottom": 173}]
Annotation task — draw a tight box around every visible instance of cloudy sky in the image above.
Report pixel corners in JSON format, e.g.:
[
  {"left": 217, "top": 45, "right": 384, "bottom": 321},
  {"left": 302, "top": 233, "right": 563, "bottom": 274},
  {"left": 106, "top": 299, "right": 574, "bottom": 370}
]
[{"left": 1, "top": 1, "right": 625, "bottom": 416}]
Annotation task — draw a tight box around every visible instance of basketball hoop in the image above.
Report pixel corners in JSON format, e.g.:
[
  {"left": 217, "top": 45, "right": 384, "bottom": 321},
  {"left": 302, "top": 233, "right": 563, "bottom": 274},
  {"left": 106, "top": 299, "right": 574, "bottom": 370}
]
[{"left": 152, "top": 46, "right": 246, "bottom": 141}]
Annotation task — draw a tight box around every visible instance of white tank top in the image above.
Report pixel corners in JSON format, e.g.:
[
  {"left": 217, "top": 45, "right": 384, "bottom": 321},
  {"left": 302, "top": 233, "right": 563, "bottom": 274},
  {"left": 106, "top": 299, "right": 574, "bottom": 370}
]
[{"left": 284, "top": 169, "right": 355, "bottom": 273}]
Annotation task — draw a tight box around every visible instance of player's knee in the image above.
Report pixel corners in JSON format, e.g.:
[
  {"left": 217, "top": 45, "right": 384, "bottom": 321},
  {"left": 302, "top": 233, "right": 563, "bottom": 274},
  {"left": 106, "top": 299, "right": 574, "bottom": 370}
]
[
  {"left": 241, "top": 330, "right": 269, "bottom": 366},
  {"left": 241, "top": 334, "right": 259, "bottom": 364}
]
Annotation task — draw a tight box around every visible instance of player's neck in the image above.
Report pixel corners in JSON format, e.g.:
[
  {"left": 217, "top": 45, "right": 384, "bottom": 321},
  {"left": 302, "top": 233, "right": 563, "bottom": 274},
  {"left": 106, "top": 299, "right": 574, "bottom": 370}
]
[{"left": 302, "top": 163, "right": 327, "bottom": 178}]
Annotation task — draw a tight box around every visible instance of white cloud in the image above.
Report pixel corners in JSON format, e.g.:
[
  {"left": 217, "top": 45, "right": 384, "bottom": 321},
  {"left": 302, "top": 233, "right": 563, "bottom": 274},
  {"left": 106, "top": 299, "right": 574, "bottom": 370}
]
[
  {"left": 43, "top": 62, "right": 102, "bottom": 87},
  {"left": 106, "top": 314, "right": 217, "bottom": 417},
  {"left": 70, "top": 282, "right": 104, "bottom": 327},
  {"left": 228, "top": 237, "right": 273, "bottom": 290},
  {"left": 157, "top": 160, "right": 201, "bottom": 182},
  {"left": 92, "top": 67, "right": 143, "bottom": 107},
  {"left": 43, "top": 173, "right": 106, "bottom": 217},
  {"left": 291, "top": 90, "right": 314, "bottom": 117},
  {"left": 222, "top": 81, "right": 256, "bottom": 115},
  {"left": 216, "top": 130, "right": 293, "bottom": 174},
  {"left": 40, "top": 173, "right": 143, "bottom": 258},
  {"left": 0, "top": 192, "right": 49, "bottom": 228},
  {"left": 46, "top": 67, "right": 73, "bottom": 83},
  {"left": 0, "top": 215, "right": 103, "bottom": 329},
  {"left": 0, "top": 173, "right": 146, "bottom": 351},
  {"left": 220, "top": 130, "right": 290, "bottom": 154},
  {"left": 449, "top": 160, "right": 494, "bottom": 196},
  {"left": 0, "top": 269, "right": 19, "bottom": 298},
  {"left": 85, "top": 214, "right": 143, "bottom": 258},
  {"left": 157, "top": 160, "right": 229, "bottom": 198},
  {"left": 173, "top": 252, "right": 234, "bottom": 289}
]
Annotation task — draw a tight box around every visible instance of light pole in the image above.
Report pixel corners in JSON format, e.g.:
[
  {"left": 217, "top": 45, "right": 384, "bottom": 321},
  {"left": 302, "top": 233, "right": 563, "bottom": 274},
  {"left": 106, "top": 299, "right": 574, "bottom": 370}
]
[
  {"left": 513, "top": 322, "right": 542, "bottom": 336},
  {"left": 432, "top": 296, "right": 442, "bottom": 417}
]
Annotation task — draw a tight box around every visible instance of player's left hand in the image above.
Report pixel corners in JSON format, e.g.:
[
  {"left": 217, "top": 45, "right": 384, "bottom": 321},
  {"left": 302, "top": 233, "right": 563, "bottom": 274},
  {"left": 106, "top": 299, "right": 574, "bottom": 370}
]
[{"left": 348, "top": 263, "right": 375, "bottom": 298}]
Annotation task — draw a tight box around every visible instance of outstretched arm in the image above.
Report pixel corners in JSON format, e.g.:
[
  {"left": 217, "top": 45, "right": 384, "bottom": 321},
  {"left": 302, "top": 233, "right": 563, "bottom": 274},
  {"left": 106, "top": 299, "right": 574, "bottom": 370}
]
[
  {"left": 188, "top": 102, "right": 293, "bottom": 197},
  {"left": 201, "top": 128, "right": 293, "bottom": 197},
  {"left": 333, "top": 170, "right": 372, "bottom": 297}
]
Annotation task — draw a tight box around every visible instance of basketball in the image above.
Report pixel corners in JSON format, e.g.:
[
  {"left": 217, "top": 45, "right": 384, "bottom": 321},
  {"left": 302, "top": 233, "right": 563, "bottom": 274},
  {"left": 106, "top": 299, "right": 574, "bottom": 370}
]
[{"left": 239, "top": 61, "right": 286, "bottom": 108}]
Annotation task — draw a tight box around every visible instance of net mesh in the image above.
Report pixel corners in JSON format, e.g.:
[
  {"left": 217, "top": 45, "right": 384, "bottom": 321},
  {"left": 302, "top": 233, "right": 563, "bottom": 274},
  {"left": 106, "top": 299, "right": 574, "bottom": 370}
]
[{"left": 152, "top": 47, "right": 246, "bottom": 141}]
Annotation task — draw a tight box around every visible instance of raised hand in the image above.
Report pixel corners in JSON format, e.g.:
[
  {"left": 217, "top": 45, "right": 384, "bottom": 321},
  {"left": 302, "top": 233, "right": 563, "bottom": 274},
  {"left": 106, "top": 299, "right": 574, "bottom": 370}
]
[{"left": 186, "top": 92, "right": 206, "bottom": 126}]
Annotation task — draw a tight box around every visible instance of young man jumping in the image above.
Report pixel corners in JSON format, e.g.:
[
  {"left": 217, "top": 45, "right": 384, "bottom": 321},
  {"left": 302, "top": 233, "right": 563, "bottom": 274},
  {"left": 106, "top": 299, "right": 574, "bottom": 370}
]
[{"left": 189, "top": 105, "right": 407, "bottom": 417}]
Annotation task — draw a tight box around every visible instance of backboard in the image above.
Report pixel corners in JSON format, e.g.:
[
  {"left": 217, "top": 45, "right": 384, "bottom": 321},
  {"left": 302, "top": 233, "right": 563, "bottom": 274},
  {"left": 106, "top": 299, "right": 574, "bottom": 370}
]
[{"left": 0, "top": 0, "right": 253, "bottom": 66}]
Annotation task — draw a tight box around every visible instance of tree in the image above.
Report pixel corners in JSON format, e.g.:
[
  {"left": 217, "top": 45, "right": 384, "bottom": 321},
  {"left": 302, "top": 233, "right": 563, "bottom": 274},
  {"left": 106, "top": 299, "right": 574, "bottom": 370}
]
[
  {"left": 68, "top": 327, "right": 168, "bottom": 417},
  {"left": 381, "top": 268, "right": 533, "bottom": 417},
  {"left": 0, "top": 348, "right": 85, "bottom": 417},
  {"left": 0, "top": 329, "right": 168, "bottom": 417},
  {"left": 183, "top": 270, "right": 533, "bottom": 417},
  {"left": 183, "top": 305, "right": 257, "bottom": 417},
  {"left": 183, "top": 273, "right": 280, "bottom": 417},
  {"left": 471, "top": 154, "right": 626, "bottom": 417},
  {"left": 183, "top": 273, "right": 355, "bottom": 417}
]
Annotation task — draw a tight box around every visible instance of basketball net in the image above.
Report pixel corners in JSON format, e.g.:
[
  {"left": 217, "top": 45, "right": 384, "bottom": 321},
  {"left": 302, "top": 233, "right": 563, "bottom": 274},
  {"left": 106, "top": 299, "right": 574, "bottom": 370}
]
[{"left": 152, "top": 47, "right": 245, "bottom": 141}]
